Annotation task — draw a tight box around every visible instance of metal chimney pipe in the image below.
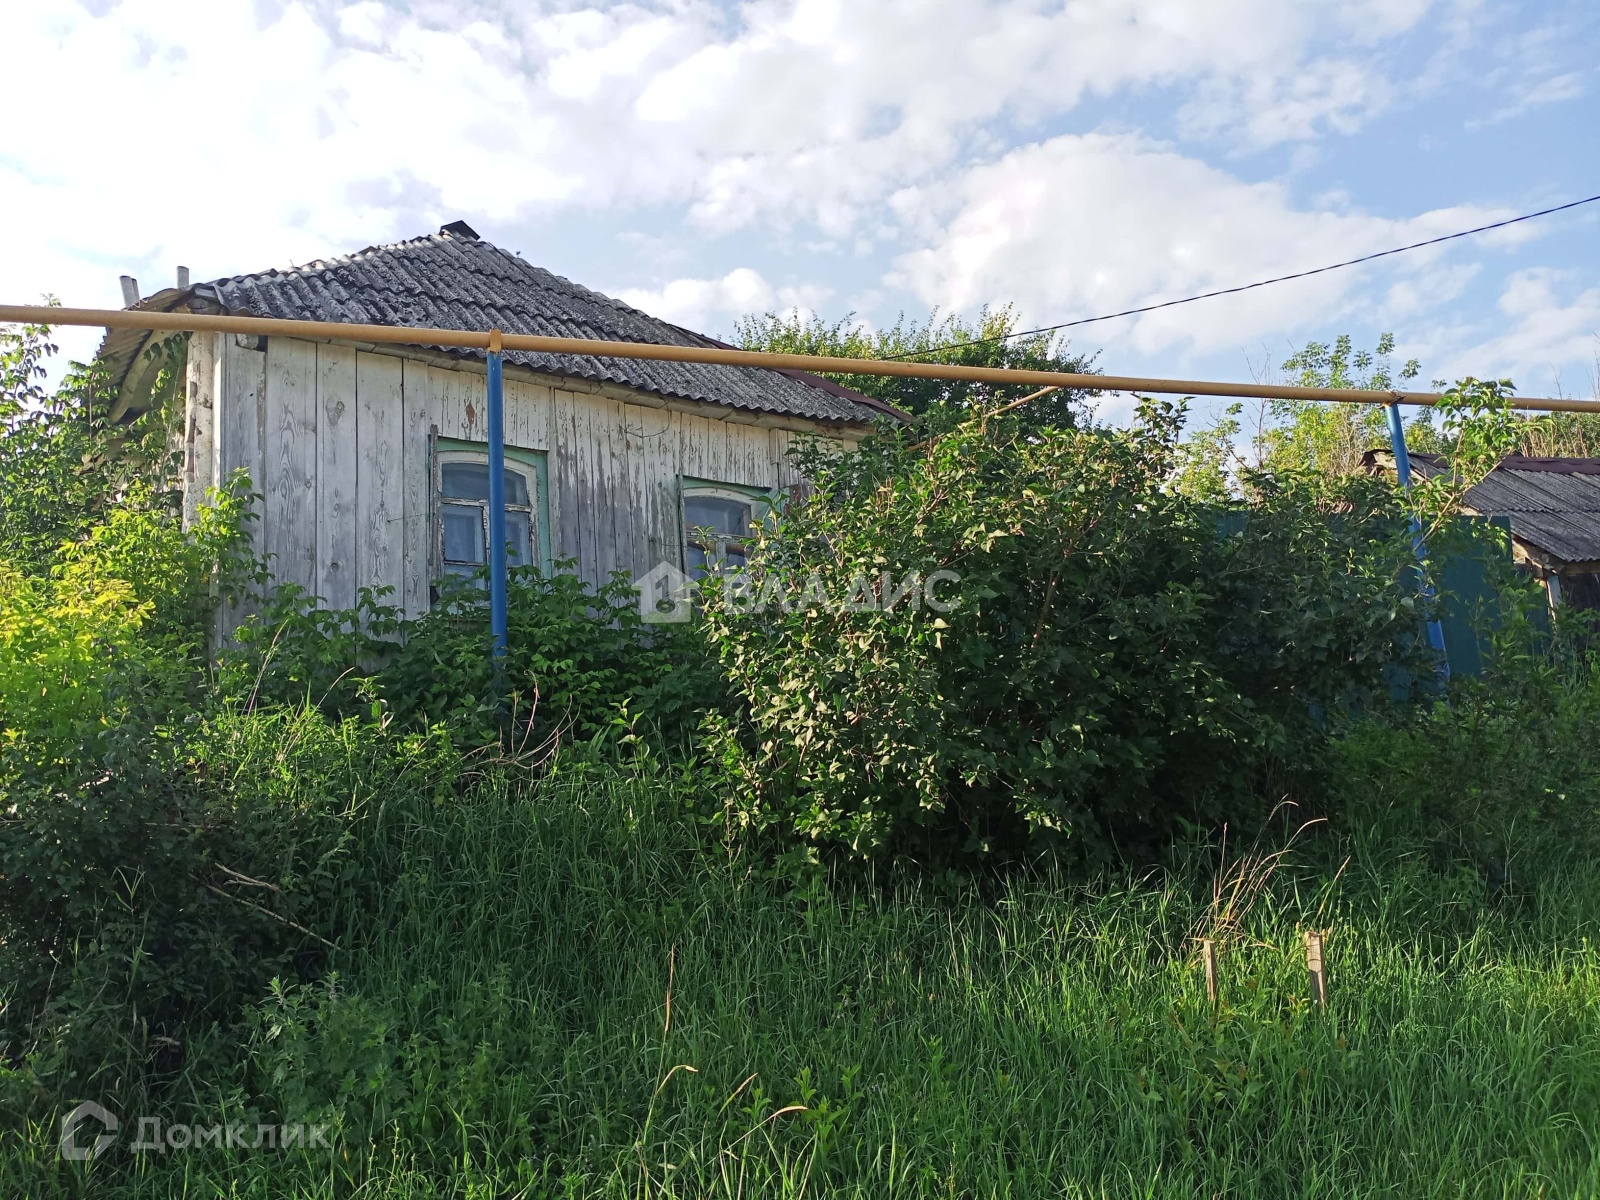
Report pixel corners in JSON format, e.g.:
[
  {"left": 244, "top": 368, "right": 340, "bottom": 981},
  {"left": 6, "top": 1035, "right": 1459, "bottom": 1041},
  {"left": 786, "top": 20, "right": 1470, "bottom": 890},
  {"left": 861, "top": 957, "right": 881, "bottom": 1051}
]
[
  {"left": 119, "top": 276, "right": 140, "bottom": 307},
  {"left": 176, "top": 266, "right": 190, "bottom": 290}
]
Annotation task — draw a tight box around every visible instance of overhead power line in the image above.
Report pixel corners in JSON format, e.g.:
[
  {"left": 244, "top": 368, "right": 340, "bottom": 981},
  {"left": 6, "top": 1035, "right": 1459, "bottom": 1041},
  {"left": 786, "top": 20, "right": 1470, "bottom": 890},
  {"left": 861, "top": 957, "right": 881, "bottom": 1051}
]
[{"left": 884, "top": 191, "right": 1600, "bottom": 362}]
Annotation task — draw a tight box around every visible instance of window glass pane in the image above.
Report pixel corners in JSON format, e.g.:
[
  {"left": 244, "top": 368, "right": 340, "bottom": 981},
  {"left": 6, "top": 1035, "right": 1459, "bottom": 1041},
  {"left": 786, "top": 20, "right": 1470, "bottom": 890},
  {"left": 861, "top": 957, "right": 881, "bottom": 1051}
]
[
  {"left": 685, "top": 495, "right": 752, "bottom": 538},
  {"left": 687, "top": 541, "right": 746, "bottom": 580},
  {"left": 686, "top": 543, "right": 710, "bottom": 580},
  {"left": 442, "top": 462, "right": 491, "bottom": 501},
  {"left": 504, "top": 468, "right": 530, "bottom": 508},
  {"left": 442, "top": 504, "right": 485, "bottom": 563},
  {"left": 505, "top": 510, "right": 532, "bottom": 567},
  {"left": 443, "top": 461, "right": 530, "bottom": 507}
]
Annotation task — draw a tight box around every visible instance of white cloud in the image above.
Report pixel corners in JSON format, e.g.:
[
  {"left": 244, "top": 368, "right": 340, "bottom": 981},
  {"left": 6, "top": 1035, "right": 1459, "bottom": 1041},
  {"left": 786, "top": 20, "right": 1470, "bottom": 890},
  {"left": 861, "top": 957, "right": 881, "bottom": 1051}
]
[
  {"left": 0, "top": 0, "right": 1441, "bottom": 322},
  {"left": 1381, "top": 263, "right": 1481, "bottom": 320},
  {"left": 1473, "top": 70, "right": 1586, "bottom": 126},
  {"left": 1178, "top": 58, "right": 1390, "bottom": 148},
  {"left": 617, "top": 269, "right": 832, "bottom": 332},
  {"left": 886, "top": 132, "right": 1530, "bottom": 361},
  {"left": 6, "top": 0, "right": 1586, "bottom": 400},
  {"left": 1429, "top": 270, "right": 1600, "bottom": 396}
]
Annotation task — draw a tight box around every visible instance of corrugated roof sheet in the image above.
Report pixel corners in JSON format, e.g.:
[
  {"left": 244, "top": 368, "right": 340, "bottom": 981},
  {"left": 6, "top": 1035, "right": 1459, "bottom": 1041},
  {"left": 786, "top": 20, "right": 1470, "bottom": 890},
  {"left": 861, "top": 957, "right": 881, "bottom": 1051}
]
[
  {"left": 99, "top": 225, "right": 893, "bottom": 426},
  {"left": 1366, "top": 450, "right": 1600, "bottom": 564}
]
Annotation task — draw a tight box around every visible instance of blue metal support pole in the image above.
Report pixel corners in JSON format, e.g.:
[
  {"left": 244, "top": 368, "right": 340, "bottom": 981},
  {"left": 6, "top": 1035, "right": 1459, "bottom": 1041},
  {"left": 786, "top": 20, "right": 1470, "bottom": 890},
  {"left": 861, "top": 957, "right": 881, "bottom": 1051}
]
[
  {"left": 486, "top": 335, "right": 508, "bottom": 658},
  {"left": 1386, "top": 402, "right": 1449, "bottom": 680}
]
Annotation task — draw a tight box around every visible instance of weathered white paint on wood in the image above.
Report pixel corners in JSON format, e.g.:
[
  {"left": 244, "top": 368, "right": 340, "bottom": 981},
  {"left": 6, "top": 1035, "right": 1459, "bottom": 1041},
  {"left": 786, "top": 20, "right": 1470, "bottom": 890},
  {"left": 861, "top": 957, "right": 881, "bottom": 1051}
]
[
  {"left": 212, "top": 336, "right": 267, "bottom": 644},
  {"left": 182, "top": 332, "right": 217, "bottom": 529},
  {"left": 591, "top": 392, "right": 631, "bottom": 587},
  {"left": 675, "top": 411, "right": 715, "bottom": 483},
  {"left": 771, "top": 428, "right": 796, "bottom": 489},
  {"left": 570, "top": 393, "right": 604, "bottom": 586},
  {"left": 315, "top": 343, "right": 358, "bottom": 610},
  {"left": 550, "top": 386, "right": 583, "bottom": 571},
  {"left": 537, "top": 387, "right": 563, "bottom": 569},
  {"left": 400, "top": 358, "right": 440, "bottom": 619},
  {"left": 726, "top": 421, "right": 778, "bottom": 490},
  {"left": 505, "top": 378, "right": 551, "bottom": 452},
  {"left": 624, "top": 403, "right": 677, "bottom": 575},
  {"left": 203, "top": 340, "right": 867, "bottom": 615},
  {"left": 218, "top": 336, "right": 267, "bottom": 498},
  {"left": 416, "top": 363, "right": 456, "bottom": 443},
  {"left": 263, "top": 338, "right": 318, "bottom": 596},
  {"left": 442, "top": 367, "right": 481, "bottom": 443},
  {"left": 356, "top": 352, "right": 404, "bottom": 606}
]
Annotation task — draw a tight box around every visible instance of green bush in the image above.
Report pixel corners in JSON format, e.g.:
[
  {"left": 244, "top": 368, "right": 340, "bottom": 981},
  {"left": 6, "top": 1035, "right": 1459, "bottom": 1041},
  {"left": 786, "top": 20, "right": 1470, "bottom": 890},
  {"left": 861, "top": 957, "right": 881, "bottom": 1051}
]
[
  {"left": 0, "top": 318, "right": 188, "bottom": 576},
  {"left": 700, "top": 402, "right": 1429, "bottom": 868},
  {"left": 0, "top": 704, "right": 461, "bottom": 1120},
  {"left": 0, "top": 437, "right": 415, "bottom": 1114},
  {"left": 226, "top": 563, "right": 721, "bottom": 752},
  {"left": 381, "top": 565, "right": 719, "bottom": 749},
  {"left": 1334, "top": 643, "right": 1600, "bottom": 890}
]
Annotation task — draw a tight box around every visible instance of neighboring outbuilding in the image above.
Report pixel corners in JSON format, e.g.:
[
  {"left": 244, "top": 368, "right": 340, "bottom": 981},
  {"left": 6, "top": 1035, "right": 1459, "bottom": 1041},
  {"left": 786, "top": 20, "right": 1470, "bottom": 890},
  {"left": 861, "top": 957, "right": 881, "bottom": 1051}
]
[
  {"left": 1363, "top": 449, "right": 1600, "bottom": 610},
  {"left": 96, "top": 222, "right": 896, "bottom": 630}
]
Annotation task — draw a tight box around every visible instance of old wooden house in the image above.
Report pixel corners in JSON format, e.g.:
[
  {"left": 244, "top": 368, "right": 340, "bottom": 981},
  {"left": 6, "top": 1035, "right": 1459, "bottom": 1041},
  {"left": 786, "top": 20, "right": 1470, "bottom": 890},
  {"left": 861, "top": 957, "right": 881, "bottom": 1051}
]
[{"left": 97, "top": 222, "right": 895, "bottom": 624}]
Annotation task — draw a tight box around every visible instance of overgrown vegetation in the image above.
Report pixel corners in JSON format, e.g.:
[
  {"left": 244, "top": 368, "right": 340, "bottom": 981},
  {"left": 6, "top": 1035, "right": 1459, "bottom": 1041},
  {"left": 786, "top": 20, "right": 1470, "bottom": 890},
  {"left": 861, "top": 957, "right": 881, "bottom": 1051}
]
[
  {"left": 735, "top": 306, "right": 1096, "bottom": 428},
  {"left": 228, "top": 564, "right": 718, "bottom": 751},
  {"left": 700, "top": 399, "right": 1429, "bottom": 869},
  {"left": 2, "top": 318, "right": 1599, "bottom": 1197},
  {"left": 1221, "top": 331, "right": 1600, "bottom": 486}
]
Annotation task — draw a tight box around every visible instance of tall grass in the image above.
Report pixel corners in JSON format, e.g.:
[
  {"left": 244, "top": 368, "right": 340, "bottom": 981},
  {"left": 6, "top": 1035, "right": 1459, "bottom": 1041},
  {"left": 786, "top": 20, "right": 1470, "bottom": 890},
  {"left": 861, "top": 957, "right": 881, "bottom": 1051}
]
[{"left": 9, "top": 750, "right": 1600, "bottom": 1198}]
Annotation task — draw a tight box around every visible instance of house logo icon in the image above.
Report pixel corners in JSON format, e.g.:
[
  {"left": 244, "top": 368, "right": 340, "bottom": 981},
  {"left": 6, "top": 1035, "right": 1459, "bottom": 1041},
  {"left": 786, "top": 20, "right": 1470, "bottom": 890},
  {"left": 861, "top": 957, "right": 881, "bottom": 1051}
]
[
  {"left": 60, "top": 1101, "right": 118, "bottom": 1161},
  {"left": 634, "top": 561, "right": 693, "bottom": 624}
]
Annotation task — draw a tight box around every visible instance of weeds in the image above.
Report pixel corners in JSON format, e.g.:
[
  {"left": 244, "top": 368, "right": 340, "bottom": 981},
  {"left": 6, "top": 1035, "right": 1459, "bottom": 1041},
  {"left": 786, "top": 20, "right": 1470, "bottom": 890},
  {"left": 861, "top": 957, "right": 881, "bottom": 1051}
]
[{"left": 5, "top": 752, "right": 1600, "bottom": 1198}]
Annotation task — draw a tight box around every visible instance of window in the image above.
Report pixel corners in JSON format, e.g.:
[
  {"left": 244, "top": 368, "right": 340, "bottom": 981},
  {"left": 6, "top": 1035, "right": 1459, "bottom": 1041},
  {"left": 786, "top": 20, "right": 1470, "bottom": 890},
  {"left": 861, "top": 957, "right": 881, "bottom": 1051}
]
[
  {"left": 683, "top": 489, "right": 756, "bottom": 578},
  {"left": 437, "top": 457, "right": 537, "bottom": 581}
]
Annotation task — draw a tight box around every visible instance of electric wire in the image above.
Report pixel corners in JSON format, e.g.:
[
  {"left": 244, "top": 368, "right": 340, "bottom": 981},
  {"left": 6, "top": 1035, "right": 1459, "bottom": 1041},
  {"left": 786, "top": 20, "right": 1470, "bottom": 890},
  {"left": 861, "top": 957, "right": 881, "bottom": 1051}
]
[{"left": 882, "top": 191, "right": 1600, "bottom": 362}]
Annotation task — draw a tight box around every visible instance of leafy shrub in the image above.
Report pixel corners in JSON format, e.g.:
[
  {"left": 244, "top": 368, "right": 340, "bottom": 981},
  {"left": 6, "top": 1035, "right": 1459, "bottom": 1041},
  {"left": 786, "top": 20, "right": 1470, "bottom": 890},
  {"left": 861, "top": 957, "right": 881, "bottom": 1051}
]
[
  {"left": 0, "top": 561, "right": 149, "bottom": 745},
  {"left": 700, "top": 401, "right": 1428, "bottom": 868},
  {"left": 0, "top": 704, "right": 461, "bottom": 1117},
  {"left": 735, "top": 305, "right": 1098, "bottom": 427},
  {"left": 0, "top": 451, "right": 358, "bottom": 1112},
  {"left": 0, "top": 479, "right": 254, "bottom": 768},
  {"left": 0, "top": 318, "right": 188, "bottom": 575},
  {"left": 382, "top": 566, "right": 718, "bottom": 749},
  {"left": 1333, "top": 563, "right": 1600, "bottom": 887},
  {"left": 226, "top": 563, "right": 721, "bottom": 753}
]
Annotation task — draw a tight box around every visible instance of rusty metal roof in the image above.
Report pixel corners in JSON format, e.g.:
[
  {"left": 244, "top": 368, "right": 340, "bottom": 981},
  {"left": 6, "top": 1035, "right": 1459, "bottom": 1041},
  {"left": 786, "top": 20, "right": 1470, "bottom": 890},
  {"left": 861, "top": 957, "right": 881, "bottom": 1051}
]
[
  {"left": 99, "top": 224, "right": 895, "bottom": 427},
  {"left": 1365, "top": 450, "right": 1600, "bottom": 565}
]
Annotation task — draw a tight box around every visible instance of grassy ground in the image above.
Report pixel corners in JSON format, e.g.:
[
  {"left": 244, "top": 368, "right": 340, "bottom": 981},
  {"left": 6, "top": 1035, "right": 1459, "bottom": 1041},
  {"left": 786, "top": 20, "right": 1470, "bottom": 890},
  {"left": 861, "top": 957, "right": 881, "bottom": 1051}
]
[{"left": 8, "top": 758, "right": 1600, "bottom": 1198}]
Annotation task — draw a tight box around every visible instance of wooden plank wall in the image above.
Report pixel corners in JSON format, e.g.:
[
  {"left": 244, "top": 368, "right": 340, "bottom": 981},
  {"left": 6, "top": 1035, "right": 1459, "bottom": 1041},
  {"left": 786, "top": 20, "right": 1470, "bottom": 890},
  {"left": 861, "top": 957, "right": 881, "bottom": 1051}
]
[
  {"left": 201, "top": 338, "right": 849, "bottom": 619},
  {"left": 263, "top": 337, "right": 317, "bottom": 597},
  {"left": 213, "top": 333, "right": 265, "bottom": 643},
  {"left": 315, "top": 344, "right": 358, "bottom": 610}
]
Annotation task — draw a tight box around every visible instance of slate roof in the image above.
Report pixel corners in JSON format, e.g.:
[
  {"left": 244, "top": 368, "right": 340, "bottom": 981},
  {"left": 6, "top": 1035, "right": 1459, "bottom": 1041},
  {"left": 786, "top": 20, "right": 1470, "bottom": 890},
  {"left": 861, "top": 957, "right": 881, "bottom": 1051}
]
[
  {"left": 100, "top": 223, "right": 895, "bottom": 427},
  {"left": 1365, "top": 451, "right": 1600, "bottom": 566}
]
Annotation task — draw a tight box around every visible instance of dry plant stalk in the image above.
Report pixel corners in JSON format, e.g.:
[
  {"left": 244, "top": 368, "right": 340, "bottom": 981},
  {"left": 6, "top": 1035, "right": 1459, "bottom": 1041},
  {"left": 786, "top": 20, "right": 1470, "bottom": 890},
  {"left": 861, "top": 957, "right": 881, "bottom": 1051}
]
[
  {"left": 1194, "top": 801, "right": 1325, "bottom": 953},
  {"left": 1201, "top": 938, "right": 1219, "bottom": 1008}
]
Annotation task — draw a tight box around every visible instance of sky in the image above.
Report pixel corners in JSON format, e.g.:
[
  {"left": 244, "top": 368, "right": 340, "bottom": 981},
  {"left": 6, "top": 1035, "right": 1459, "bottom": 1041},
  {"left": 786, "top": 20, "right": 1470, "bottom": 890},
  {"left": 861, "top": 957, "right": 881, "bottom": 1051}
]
[{"left": 1, "top": 0, "right": 1595, "bottom": 425}]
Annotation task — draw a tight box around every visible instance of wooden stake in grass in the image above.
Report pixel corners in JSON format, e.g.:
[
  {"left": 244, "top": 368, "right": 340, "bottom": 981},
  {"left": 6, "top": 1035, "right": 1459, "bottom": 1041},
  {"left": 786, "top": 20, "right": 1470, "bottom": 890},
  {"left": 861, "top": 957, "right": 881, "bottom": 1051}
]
[
  {"left": 1305, "top": 930, "right": 1328, "bottom": 1008},
  {"left": 1200, "top": 938, "right": 1219, "bottom": 1008}
]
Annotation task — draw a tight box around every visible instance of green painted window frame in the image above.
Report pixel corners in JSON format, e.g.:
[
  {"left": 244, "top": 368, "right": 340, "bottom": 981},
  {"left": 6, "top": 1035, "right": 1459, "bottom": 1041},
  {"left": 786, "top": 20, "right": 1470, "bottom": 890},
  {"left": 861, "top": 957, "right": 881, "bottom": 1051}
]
[
  {"left": 679, "top": 476, "right": 779, "bottom": 575},
  {"left": 436, "top": 437, "right": 553, "bottom": 578}
]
